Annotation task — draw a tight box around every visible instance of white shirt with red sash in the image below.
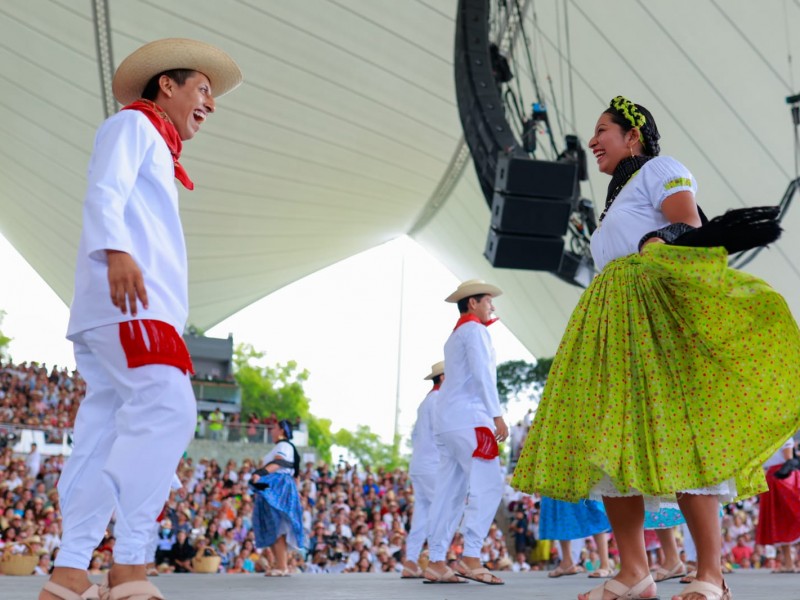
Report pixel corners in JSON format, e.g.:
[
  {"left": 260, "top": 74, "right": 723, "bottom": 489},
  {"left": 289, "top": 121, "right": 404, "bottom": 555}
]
[
  {"left": 434, "top": 318, "right": 501, "bottom": 434},
  {"left": 67, "top": 109, "right": 188, "bottom": 340}
]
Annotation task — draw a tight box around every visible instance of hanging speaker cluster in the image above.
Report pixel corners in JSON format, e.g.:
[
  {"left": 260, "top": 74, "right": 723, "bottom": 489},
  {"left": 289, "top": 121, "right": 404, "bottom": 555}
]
[
  {"left": 484, "top": 156, "right": 579, "bottom": 271},
  {"left": 454, "top": 0, "right": 527, "bottom": 205}
]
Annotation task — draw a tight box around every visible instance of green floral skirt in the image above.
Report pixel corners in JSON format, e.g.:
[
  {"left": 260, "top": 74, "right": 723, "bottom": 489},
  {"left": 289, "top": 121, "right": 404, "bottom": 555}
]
[{"left": 511, "top": 244, "right": 800, "bottom": 502}]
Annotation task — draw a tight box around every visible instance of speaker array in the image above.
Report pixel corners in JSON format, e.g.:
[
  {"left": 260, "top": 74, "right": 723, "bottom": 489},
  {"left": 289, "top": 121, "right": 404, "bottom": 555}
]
[
  {"left": 484, "top": 156, "right": 578, "bottom": 271},
  {"left": 454, "top": 0, "right": 526, "bottom": 205}
]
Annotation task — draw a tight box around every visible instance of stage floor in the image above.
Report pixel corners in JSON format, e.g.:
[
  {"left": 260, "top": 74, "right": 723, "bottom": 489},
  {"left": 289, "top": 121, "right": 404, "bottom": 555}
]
[{"left": 3, "top": 569, "right": 795, "bottom": 600}]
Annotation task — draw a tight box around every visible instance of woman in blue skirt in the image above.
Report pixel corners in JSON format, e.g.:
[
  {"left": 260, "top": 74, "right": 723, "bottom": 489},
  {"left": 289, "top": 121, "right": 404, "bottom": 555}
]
[{"left": 250, "top": 419, "right": 305, "bottom": 576}]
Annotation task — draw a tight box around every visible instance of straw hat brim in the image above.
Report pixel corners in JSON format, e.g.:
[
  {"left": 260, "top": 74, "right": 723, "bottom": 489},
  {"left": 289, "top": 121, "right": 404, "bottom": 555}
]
[
  {"left": 112, "top": 38, "right": 243, "bottom": 105},
  {"left": 423, "top": 361, "right": 445, "bottom": 380},
  {"left": 445, "top": 280, "right": 503, "bottom": 303}
]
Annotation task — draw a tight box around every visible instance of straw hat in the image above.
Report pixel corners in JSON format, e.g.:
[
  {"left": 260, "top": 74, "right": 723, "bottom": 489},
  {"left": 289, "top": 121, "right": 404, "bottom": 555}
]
[
  {"left": 423, "top": 361, "right": 445, "bottom": 380},
  {"left": 112, "top": 38, "right": 243, "bottom": 105},
  {"left": 444, "top": 279, "right": 503, "bottom": 303}
]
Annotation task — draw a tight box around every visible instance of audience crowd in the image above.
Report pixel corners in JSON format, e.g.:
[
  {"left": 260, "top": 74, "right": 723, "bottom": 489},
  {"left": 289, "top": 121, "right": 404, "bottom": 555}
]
[{"left": 0, "top": 360, "right": 797, "bottom": 577}]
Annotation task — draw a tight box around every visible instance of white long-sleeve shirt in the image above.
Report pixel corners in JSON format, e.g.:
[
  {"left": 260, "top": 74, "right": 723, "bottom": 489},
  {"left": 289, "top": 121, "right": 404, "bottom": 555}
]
[
  {"left": 409, "top": 388, "right": 440, "bottom": 475},
  {"left": 434, "top": 321, "right": 501, "bottom": 433},
  {"left": 67, "top": 110, "right": 188, "bottom": 339}
]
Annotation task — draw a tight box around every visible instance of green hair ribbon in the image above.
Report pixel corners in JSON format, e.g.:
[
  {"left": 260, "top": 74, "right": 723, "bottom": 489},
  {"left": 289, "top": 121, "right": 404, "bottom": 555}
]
[{"left": 610, "top": 96, "right": 646, "bottom": 143}]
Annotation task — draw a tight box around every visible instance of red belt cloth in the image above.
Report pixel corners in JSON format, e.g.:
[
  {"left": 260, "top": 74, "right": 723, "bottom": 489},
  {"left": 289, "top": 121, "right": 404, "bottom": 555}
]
[
  {"left": 473, "top": 426, "right": 499, "bottom": 460},
  {"left": 119, "top": 320, "right": 194, "bottom": 374},
  {"left": 755, "top": 463, "right": 800, "bottom": 545}
]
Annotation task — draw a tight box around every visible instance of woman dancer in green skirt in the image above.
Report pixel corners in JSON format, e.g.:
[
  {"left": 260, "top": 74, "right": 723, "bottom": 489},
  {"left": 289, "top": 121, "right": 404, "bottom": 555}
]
[{"left": 511, "top": 96, "right": 800, "bottom": 600}]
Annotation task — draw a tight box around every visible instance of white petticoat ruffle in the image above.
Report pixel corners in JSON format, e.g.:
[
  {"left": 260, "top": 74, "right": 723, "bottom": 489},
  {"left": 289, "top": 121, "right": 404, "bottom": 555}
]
[{"left": 589, "top": 474, "right": 737, "bottom": 513}]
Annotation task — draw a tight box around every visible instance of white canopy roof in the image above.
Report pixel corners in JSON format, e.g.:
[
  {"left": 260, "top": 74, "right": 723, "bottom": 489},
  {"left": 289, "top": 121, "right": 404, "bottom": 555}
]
[{"left": 1, "top": 0, "right": 799, "bottom": 357}]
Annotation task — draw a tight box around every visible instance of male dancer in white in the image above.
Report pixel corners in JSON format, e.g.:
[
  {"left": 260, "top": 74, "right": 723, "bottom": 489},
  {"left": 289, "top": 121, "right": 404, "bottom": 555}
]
[
  {"left": 40, "top": 39, "right": 242, "bottom": 600},
  {"left": 424, "top": 280, "right": 508, "bottom": 585},
  {"left": 402, "top": 361, "right": 444, "bottom": 578}
]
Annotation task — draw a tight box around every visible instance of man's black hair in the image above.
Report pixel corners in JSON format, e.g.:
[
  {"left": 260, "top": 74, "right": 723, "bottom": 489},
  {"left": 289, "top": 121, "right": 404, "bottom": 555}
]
[
  {"left": 457, "top": 293, "right": 488, "bottom": 314},
  {"left": 141, "top": 69, "right": 196, "bottom": 101}
]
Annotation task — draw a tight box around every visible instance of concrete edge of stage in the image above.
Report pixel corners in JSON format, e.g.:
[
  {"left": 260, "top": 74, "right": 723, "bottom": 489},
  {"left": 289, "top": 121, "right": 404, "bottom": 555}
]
[{"left": 1, "top": 568, "right": 789, "bottom": 599}]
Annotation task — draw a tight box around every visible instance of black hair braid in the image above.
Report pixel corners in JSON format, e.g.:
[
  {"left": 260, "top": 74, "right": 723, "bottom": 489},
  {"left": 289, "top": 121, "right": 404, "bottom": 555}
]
[
  {"left": 635, "top": 103, "right": 660, "bottom": 157},
  {"left": 641, "top": 126, "right": 661, "bottom": 157}
]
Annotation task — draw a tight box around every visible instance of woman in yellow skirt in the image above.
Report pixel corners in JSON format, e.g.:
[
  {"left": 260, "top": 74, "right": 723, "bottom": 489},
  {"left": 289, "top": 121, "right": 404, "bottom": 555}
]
[{"left": 511, "top": 96, "right": 800, "bottom": 600}]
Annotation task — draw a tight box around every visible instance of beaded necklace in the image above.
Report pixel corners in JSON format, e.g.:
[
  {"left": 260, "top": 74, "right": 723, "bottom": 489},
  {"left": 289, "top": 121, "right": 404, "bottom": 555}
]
[{"left": 599, "top": 155, "right": 653, "bottom": 223}]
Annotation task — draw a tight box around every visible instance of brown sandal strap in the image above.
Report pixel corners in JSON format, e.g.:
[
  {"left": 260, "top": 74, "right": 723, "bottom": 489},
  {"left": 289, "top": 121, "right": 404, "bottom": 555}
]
[
  {"left": 43, "top": 583, "right": 101, "bottom": 600},
  {"left": 107, "top": 580, "right": 165, "bottom": 600}
]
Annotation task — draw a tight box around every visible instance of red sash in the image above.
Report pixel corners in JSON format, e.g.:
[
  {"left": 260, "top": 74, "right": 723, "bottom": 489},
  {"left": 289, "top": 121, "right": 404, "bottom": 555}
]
[
  {"left": 119, "top": 320, "right": 194, "bottom": 374},
  {"left": 473, "top": 426, "right": 499, "bottom": 460}
]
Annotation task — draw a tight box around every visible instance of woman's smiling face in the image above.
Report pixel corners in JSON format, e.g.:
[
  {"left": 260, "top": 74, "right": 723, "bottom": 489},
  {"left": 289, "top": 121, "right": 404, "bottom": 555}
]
[{"left": 588, "top": 112, "right": 638, "bottom": 175}]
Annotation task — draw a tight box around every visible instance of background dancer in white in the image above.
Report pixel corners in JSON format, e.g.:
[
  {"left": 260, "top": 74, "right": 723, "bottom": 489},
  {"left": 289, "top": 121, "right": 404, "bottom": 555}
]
[
  {"left": 424, "top": 280, "right": 507, "bottom": 586},
  {"left": 402, "top": 361, "right": 444, "bottom": 579}
]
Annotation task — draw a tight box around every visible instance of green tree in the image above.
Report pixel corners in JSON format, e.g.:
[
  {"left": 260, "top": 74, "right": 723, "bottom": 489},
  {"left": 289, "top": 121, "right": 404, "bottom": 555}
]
[
  {"left": 233, "top": 343, "right": 335, "bottom": 462},
  {"left": 496, "top": 357, "right": 554, "bottom": 406},
  {"left": 333, "top": 426, "right": 407, "bottom": 470},
  {"left": 234, "top": 344, "right": 311, "bottom": 417},
  {"left": 0, "top": 311, "right": 11, "bottom": 360},
  {"left": 306, "top": 415, "right": 335, "bottom": 464}
]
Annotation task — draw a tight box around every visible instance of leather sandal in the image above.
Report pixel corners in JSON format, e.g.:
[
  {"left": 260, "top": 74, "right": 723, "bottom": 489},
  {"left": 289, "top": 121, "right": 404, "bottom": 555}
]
[
  {"left": 654, "top": 562, "right": 687, "bottom": 582},
  {"left": 42, "top": 583, "right": 101, "bottom": 600},
  {"left": 549, "top": 563, "right": 585, "bottom": 577},
  {"left": 103, "top": 580, "right": 165, "bottom": 600},
  {"left": 680, "top": 570, "right": 697, "bottom": 584},
  {"left": 581, "top": 574, "right": 659, "bottom": 600},
  {"left": 589, "top": 567, "right": 614, "bottom": 578},
  {"left": 453, "top": 560, "right": 504, "bottom": 585},
  {"left": 671, "top": 579, "right": 731, "bottom": 600},
  {"left": 422, "top": 565, "right": 466, "bottom": 584},
  {"left": 400, "top": 562, "right": 424, "bottom": 579}
]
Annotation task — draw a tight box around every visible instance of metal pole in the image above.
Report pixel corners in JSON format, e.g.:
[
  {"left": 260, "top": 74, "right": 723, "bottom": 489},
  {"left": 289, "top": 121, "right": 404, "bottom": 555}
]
[
  {"left": 392, "top": 251, "right": 405, "bottom": 456},
  {"left": 91, "top": 0, "right": 117, "bottom": 118}
]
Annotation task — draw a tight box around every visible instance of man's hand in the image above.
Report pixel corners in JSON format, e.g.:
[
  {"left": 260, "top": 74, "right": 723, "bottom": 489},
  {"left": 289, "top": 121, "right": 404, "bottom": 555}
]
[
  {"left": 493, "top": 416, "right": 508, "bottom": 442},
  {"left": 106, "top": 250, "right": 148, "bottom": 316}
]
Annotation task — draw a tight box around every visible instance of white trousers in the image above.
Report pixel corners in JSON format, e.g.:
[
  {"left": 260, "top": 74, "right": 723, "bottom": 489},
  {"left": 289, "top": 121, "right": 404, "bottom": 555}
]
[
  {"left": 56, "top": 324, "right": 196, "bottom": 568},
  {"left": 427, "top": 427, "right": 504, "bottom": 561},
  {"left": 406, "top": 471, "right": 437, "bottom": 562}
]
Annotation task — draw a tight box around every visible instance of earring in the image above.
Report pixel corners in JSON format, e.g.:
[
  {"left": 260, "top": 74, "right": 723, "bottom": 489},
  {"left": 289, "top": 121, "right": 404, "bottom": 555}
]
[{"left": 629, "top": 146, "right": 634, "bottom": 158}]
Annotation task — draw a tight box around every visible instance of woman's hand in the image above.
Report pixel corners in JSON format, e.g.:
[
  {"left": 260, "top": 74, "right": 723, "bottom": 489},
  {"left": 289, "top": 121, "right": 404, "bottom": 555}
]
[{"left": 640, "top": 237, "right": 666, "bottom": 251}]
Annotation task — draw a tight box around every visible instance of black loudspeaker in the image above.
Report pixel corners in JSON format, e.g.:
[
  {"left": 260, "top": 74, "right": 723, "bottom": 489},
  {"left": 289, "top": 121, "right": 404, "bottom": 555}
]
[
  {"left": 490, "top": 192, "right": 572, "bottom": 236},
  {"left": 484, "top": 229, "right": 565, "bottom": 271},
  {"left": 495, "top": 156, "right": 578, "bottom": 200}
]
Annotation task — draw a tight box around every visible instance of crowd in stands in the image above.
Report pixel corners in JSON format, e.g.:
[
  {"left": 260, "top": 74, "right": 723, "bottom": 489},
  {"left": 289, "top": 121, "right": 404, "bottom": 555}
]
[
  {"left": 0, "top": 359, "right": 797, "bottom": 577},
  {"left": 0, "top": 361, "right": 82, "bottom": 434},
  {"left": 196, "top": 408, "right": 307, "bottom": 444}
]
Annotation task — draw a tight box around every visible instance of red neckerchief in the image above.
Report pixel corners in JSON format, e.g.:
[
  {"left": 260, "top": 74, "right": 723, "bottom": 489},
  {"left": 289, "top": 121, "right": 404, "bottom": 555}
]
[
  {"left": 431, "top": 383, "right": 441, "bottom": 391},
  {"left": 453, "top": 313, "right": 498, "bottom": 331},
  {"left": 122, "top": 99, "right": 194, "bottom": 190}
]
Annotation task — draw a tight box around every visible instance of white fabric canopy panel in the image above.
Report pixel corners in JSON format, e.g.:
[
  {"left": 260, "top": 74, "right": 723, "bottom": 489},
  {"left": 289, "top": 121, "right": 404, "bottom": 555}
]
[{"left": 0, "top": 0, "right": 798, "bottom": 358}]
